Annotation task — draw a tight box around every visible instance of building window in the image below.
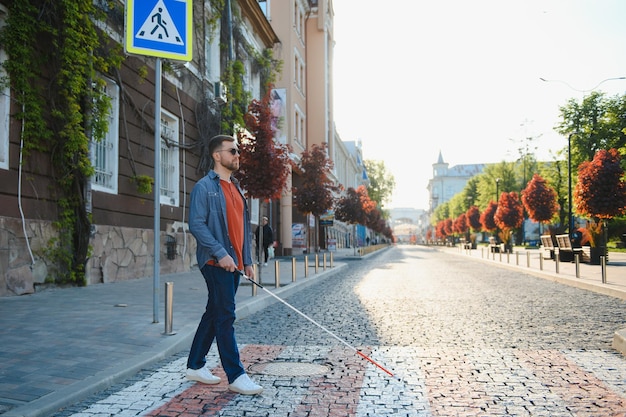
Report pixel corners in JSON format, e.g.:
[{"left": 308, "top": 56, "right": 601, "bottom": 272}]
[
  {"left": 90, "top": 77, "right": 119, "bottom": 193},
  {"left": 0, "top": 6, "right": 9, "bottom": 170},
  {"left": 294, "top": 49, "right": 305, "bottom": 93},
  {"left": 294, "top": 105, "right": 305, "bottom": 147},
  {"left": 294, "top": 2, "right": 304, "bottom": 40},
  {"left": 203, "top": 14, "right": 220, "bottom": 81},
  {"left": 160, "top": 109, "right": 179, "bottom": 206}
]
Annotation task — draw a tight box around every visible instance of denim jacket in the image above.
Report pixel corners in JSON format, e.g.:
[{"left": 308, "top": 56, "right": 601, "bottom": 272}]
[{"left": 189, "top": 170, "right": 253, "bottom": 268}]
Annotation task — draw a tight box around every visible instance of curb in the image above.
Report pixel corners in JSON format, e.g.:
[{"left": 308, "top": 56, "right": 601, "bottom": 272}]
[{"left": 613, "top": 328, "right": 626, "bottom": 357}]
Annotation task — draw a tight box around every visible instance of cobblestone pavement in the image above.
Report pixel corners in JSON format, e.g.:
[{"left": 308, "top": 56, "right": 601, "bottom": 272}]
[{"left": 51, "top": 246, "right": 626, "bottom": 416}]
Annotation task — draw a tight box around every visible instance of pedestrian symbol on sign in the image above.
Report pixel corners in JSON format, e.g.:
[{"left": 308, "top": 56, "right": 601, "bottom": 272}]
[{"left": 136, "top": 0, "right": 183, "bottom": 45}]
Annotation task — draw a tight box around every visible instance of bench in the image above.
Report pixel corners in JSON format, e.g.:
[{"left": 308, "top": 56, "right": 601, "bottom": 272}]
[
  {"left": 488, "top": 236, "right": 503, "bottom": 253},
  {"left": 540, "top": 235, "right": 555, "bottom": 260},
  {"left": 555, "top": 234, "right": 590, "bottom": 263}
]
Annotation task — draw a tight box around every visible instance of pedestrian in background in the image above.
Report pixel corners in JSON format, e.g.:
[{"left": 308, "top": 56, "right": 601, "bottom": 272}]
[
  {"left": 255, "top": 216, "right": 274, "bottom": 266},
  {"left": 185, "top": 134, "right": 263, "bottom": 395}
]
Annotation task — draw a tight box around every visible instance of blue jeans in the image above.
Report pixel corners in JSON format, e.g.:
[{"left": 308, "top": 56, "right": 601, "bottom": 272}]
[{"left": 187, "top": 265, "right": 244, "bottom": 383}]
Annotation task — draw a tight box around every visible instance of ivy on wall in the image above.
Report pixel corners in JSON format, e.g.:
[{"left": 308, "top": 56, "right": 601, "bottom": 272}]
[{"left": 0, "top": 0, "right": 122, "bottom": 285}]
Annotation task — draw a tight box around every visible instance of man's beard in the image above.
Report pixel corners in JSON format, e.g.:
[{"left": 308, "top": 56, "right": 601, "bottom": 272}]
[{"left": 222, "top": 159, "right": 240, "bottom": 172}]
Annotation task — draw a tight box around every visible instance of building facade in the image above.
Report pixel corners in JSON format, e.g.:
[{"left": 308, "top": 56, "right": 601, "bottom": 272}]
[{"left": 0, "top": 0, "right": 370, "bottom": 296}]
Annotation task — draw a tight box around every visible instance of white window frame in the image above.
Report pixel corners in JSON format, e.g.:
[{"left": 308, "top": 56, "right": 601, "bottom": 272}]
[
  {"left": 160, "top": 109, "right": 180, "bottom": 207},
  {"left": 203, "top": 9, "right": 220, "bottom": 82},
  {"left": 90, "top": 76, "right": 119, "bottom": 193},
  {"left": 0, "top": 5, "right": 9, "bottom": 170}
]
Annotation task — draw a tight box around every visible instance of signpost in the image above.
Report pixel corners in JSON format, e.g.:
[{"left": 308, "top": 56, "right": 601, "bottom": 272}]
[{"left": 125, "top": 0, "right": 192, "bottom": 323}]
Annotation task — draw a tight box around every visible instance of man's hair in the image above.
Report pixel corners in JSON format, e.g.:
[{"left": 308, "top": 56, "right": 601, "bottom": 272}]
[{"left": 207, "top": 135, "right": 235, "bottom": 169}]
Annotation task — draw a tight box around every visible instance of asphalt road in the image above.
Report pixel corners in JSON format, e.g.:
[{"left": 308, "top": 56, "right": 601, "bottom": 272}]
[{"left": 51, "top": 245, "right": 626, "bottom": 416}]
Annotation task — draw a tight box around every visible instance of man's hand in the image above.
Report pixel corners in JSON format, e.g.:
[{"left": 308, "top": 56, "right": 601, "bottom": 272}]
[
  {"left": 217, "top": 254, "right": 237, "bottom": 272},
  {"left": 244, "top": 265, "right": 255, "bottom": 280}
]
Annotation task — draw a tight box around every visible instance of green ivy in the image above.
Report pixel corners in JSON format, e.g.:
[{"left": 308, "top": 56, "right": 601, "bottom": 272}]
[{"left": 0, "top": 0, "right": 122, "bottom": 285}]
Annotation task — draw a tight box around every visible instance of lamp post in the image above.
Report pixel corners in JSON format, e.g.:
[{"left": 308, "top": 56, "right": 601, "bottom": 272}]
[
  {"left": 495, "top": 178, "right": 501, "bottom": 202},
  {"left": 568, "top": 133, "right": 573, "bottom": 236}
]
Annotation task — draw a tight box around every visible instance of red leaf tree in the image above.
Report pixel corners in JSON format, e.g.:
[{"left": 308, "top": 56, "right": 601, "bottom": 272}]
[
  {"left": 480, "top": 201, "right": 498, "bottom": 232},
  {"left": 494, "top": 192, "right": 524, "bottom": 246},
  {"left": 574, "top": 148, "right": 626, "bottom": 220},
  {"left": 236, "top": 88, "right": 292, "bottom": 199},
  {"left": 574, "top": 148, "right": 626, "bottom": 251},
  {"left": 521, "top": 173, "right": 558, "bottom": 229},
  {"left": 335, "top": 185, "right": 375, "bottom": 226},
  {"left": 466, "top": 205, "right": 482, "bottom": 231},
  {"left": 453, "top": 213, "right": 468, "bottom": 235},
  {"left": 292, "top": 142, "right": 339, "bottom": 217}
]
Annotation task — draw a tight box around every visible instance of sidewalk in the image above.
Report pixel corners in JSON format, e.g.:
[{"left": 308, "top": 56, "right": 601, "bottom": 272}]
[
  {"left": 0, "top": 248, "right": 361, "bottom": 417},
  {"left": 437, "top": 244, "right": 626, "bottom": 358}
]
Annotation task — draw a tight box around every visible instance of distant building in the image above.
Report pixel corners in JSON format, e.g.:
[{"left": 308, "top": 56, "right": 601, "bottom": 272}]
[
  {"left": 389, "top": 208, "right": 427, "bottom": 243},
  {"left": 427, "top": 151, "right": 485, "bottom": 212}
]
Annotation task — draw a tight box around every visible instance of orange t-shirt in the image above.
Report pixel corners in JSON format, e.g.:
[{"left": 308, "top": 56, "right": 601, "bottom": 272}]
[{"left": 221, "top": 180, "right": 245, "bottom": 269}]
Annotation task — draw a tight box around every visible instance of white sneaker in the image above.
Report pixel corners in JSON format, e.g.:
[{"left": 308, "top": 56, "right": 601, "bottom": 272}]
[
  {"left": 186, "top": 366, "right": 221, "bottom": 384},
  {"left": 228, "top": 373, "right": 263, "bottom": 395}
]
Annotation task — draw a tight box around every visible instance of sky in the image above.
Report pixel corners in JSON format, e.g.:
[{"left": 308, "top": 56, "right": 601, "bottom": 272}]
[{"left": 332, "top": 0, "right": 626, "bottom": 210}]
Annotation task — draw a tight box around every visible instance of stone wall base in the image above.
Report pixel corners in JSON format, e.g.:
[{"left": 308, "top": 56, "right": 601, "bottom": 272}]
[{"left": 0, "top": 216, "right": 197, "bottom": 297}]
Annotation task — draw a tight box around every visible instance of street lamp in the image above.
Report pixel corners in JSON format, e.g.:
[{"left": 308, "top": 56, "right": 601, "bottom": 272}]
[
  {"left": 495, "top": 178, "right": 501, "bottom": 202},
  {"left": 568, "top": 133, "right": 573, "bottom": 236}
]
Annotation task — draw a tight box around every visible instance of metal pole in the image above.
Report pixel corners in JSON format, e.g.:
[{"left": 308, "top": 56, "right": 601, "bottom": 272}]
[
  {"left": 153, "top": 57, "right": 162, "bottom": 324},
  {"left": 163, "top": 282, "right": 176, "bottom": 335},
  {"left": 568, "top": 133, "right": 573, "bottom": 236},
  {"left": 304, "top": 255, "right": 309, "bottom": 277},
  {"left": 330, "top": 252, "right": 334, "bottom": 268},
  {"left": 575, "top": 253, "right": 580, "bottom": 278},
  {"left": 315, "top": 254, "right": 319, "bottom": 274},
  {"left": 526, "top": 251, "right": 530, "bottom": 268},
  {"left": 540, "top": 254, "right": 543, "bottom": 270},
  {"left": 601, "top": 256, "right": 607, "bottom": 284},
  {"left": 274, "top": 260, "right": 280, "bottom": 288},
  {"left": 323, "top": 253, "right": 327, "bottom": 270},
  {"left": 292, "top": 257, "right": 296, "bottom": 282},
  {"left": 515, "top": 252, "right": 519, "bottom": 265}
]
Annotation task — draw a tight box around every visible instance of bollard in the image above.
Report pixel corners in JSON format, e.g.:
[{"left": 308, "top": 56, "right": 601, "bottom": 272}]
[
  {"left": 601, "top": 256, "right": 607, "bottom": 284},
  {"left": 304, "top": 255, "right": 309, "bottom": 277},
  {"left": 575, "top": 253, "right": 580, "bottom": 278},
  {"left": 330, "top": 252, "right": 334, "bottom": 268},
  {"left": 252, "top": 264, "right": 258, "bottom": 296},
  {"left": 274, "top": 260, "right": 280, "bottom": 288},
  {"left": 539, "top": 254, "right": 543, "bottom": 270},
  {"left": 526, "top": 251, "right": 530, "bottom": 268},
  {"left": 506, "top": 251, "right": 510, "bottom": 264},
  {"left": 315, "top": 254, "right": 319, "bottom": 274},
  {"left": 515, "top": 252, "right": 519, "bottom": 265},
  {"left": 555, "top": 255, "right": 559, "bottom": 274},
  {"left": 499, "top": 251, "right": 502, "bottom": 262},
  {"left": 163, "top": 282, "right": 176, "bottom": 335},
  {"left": 323, "top": 253, "right": 327, "bottom": 270},
  {"left": 292, "top": 257, "right": 296, "bottom": 282},
  {"left": 481, "top": 247, "right": 484, "bottom": 259}
]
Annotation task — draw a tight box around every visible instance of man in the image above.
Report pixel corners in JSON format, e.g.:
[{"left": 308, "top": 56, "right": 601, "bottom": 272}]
[
  {"left": 186, "top": 134, "right": 263, "bottom": 395},
  {"left": 255, "top": 216, "right": 274, "bottom": 266}
]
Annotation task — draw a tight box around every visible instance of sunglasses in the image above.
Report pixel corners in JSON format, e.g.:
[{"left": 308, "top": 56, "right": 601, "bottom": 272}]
[{"left": 218, "top": 148, "right": 241, "bottom": 155}]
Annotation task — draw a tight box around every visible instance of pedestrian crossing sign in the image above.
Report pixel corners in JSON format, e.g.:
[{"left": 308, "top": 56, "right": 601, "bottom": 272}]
[{"left": 125, "top": 0, "right": 192, "bottom": 61}]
